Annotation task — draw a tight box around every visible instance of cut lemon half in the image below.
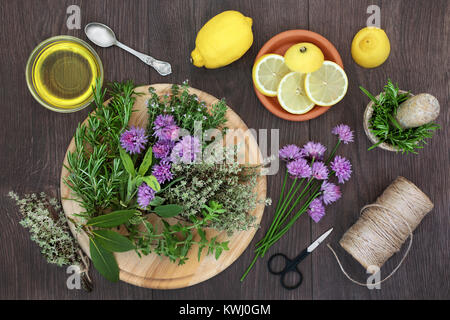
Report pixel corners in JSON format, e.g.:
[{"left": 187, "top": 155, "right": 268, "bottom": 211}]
[
  {"left": 277, "top": 72, "right": 315, "bottom": 114},
  {"left": 304, "top": 61, "right": 348, "bottom": 107},
  {"left": 253, "top": 54, "right": 290, "bottom": 97}
]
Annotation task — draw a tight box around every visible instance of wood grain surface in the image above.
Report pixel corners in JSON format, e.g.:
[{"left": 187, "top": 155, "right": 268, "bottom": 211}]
[
  {"left": 0, "top": 0, "right": 448, "bottom": 300},
  {"left": 60, "top": 84, "right": 267, "bottom": 289}
]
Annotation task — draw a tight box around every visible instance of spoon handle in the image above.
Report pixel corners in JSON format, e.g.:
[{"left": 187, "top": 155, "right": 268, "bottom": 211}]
[{"left": 115, "top": 41, "right": 172, "bottom": 76}]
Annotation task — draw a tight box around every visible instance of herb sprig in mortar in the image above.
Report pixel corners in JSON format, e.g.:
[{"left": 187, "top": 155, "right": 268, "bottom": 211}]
[{"left": 360, "top": 80, "right": 439, "bottom": 154}]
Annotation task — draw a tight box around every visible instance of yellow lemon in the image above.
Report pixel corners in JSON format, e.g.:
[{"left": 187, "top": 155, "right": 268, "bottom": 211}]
[
  {"left": 252, "top": 54, "right": 290, "bottom": 97},
  {"left": 304, "top": 61, "right": 348, "bottom": 107},
  {"left": 351, "top": 27, "right": 390, "bottom": 68},
  {"left": 191, "top": 10, "right": 253, "bottom": 69},
  {"left": 277, "top": 72, "right": 315, "bottom": 114},
  {"left": 284, "top": 43, "right": 324, "bottom": 73}
]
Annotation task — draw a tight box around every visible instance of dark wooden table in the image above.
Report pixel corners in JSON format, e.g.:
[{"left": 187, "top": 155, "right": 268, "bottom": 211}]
[{"left": 1, "top": 0, "right": 448, "bottom": 300}]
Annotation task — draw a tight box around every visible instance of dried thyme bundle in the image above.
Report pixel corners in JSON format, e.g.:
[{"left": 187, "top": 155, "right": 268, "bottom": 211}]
[
  {"left": 8, "top": 191, "right": 92, "bottom": 291},
  {"left": 163, "top": 145, "right": 271, "bottom": 235}
]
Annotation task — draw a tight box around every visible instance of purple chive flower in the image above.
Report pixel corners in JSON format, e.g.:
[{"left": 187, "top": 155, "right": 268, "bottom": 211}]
[
  {"left": 153, "top": 114, "right": 180, "bottom": 141},
  {"left": 312, "top": 161, "right": 329, "bottom": 180},
  {"left": 321, "top": 181, "right": 341, "bottom": 205},
  {"left": 279, "top": 145, "right": 305, "bottom": 162},
  {"left": 152, "top": 161, "right": 173, "bottom": 184},
  {"left": 171, "top": 135, "right": 201, "bottom": 164},
  {"left": 286, "top": 158, "right": 312, "bottom": 179},
  {"left": 137, "top": 183, "right": 156, "bottom": 209},
  {"left": 332, "top": 124, "right": 354, "bottom": 144},
  {"left": 303, "top": 141, "right": 327, "bottom": 160},
  {"left": 154, "top": 124, "right": 180, "bottom": 141},
  {"left": 153, "top": 140, "right": 174, "bottom": 160},
  {"left": 331, "top": 155, "right": 352, "bottom": 184},
  {"left": 154, "top": 114, "right": 175, "bottom": 129},
  {"left": 120, "top": 126, "right": 148, "bottom": 154},
  {"left": 308, "top": 198, "right": 326, "bottom": 223}
]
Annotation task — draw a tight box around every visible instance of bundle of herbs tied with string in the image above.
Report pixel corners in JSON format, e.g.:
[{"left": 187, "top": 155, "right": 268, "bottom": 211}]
[
  {"left": 8, "top": 191, "right": 92, "bottom": 291},
  {"left": 64, "top": 79, "right": 266, "bottom": 282}
]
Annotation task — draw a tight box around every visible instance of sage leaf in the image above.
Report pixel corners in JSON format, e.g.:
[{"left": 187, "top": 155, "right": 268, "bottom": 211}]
[
  {"left": 138, "top": 147, "right": 153, "bottom": 176},
  {"left": 89, "top": 237, "right": 119, "bottom": 282},
  {"left": 126, "top": 175, "right": 135, "bottom": 202},
  {"left": 154, "top": 204, "right": 183, "bottom": 218},
  {"left": 93, "top": 230, "right": 135, "bottom": 252},
  {"left": 86, "top": 210, "right": 137, "bottom": 228},
  {"left": 142, "top": 175, "right": 161, "bottom": 192},
  {"left": 135, "top": 176, "right": 144, "bottom": 186},
  {"left": 119, "top": 148, "right": 135, "bottom": 177},
  {"left": 149, "top": 196, "right": 165, "bottom": 206}
]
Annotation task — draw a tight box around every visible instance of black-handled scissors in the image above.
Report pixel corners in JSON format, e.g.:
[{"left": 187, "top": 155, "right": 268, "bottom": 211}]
[{"left": 267, "top": 228, "right": 333, "bottom": 290}]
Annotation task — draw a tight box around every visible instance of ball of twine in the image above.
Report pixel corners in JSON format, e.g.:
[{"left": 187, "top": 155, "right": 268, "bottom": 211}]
[{"left": 328, "top": 176, "right": 433, "bottom": 286}]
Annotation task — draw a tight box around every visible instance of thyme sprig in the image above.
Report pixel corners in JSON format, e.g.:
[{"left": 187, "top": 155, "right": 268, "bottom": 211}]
[
  {"left": 360, "top": 79, "right": 439, "bottom": 154},
  {"left": 147, "top": 81, "right": 228, "bottom": 142}
]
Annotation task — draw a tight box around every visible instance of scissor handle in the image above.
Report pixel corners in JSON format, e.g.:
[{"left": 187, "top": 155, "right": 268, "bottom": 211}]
[
  {"left": 267, "top": 253, "right": 290, "bottom": 275},
  {"left": 268, "top": 251, "right": 307, "bottom": 290},
  {"left": 280, "top": 268, "right": 303, "bottom": 290}
]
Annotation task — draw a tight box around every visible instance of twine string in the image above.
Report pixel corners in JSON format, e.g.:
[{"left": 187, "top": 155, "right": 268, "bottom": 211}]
[
  {"left": 327, "top": 204, "right": 413, "bottom": 287},
  {"left": 327, "top": 177, "right": 433, "bottom": 287}
]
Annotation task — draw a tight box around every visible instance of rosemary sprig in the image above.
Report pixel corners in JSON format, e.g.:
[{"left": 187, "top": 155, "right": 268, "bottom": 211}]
[
  {"left": 360, "top": 79, "right": 439, "bottom": 154},
  {"left": 64, "top": 79, "right": 135, "bottom": 217}
]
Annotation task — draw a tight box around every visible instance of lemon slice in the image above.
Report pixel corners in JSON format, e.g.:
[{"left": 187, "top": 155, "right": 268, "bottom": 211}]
[
  {"left": 253, "top": 54, "right": 290, "bottom": 97},
  {"left": 304, "top": 61, "right": 348, "bottom": 107},
  {"left": 277, "top": 72, "right": 315, "bottom": 114}
]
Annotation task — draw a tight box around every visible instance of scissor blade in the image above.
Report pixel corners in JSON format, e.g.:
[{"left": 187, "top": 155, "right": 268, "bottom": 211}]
[{"left": 307, "top": 228, "right": 333, "bottom": 253}]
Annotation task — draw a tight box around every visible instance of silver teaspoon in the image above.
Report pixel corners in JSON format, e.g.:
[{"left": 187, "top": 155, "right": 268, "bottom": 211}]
[{"left": 85, "top": 22, "right": 172, "bottom": 76}]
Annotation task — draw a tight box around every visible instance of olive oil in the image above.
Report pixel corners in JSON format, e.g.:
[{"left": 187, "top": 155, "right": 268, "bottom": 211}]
[{"left": 32, "top": 41, "right": 100, "bottom": 109}]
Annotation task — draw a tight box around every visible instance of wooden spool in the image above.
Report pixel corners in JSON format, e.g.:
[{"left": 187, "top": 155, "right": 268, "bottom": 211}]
[{"left": 60, "top": 84, "right": 267, "bottom": 289}]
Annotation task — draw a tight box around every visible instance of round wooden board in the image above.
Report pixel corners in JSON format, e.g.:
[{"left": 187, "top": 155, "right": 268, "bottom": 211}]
[{"left": 60, "top": 84, "right": 267, "bottom": 289}]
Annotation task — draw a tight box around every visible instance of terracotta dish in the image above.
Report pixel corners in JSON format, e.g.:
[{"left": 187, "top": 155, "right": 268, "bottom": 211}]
[{"left": 253, "top": 30, "right": 344, "bottom": 121}]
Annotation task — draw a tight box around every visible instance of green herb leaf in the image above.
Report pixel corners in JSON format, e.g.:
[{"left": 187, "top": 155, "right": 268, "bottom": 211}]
[
  {"left": 197, "top": 228, "right": 207, "bottom": 242},
  {"left": 221, "top": 241, "right": 229, "bottom": 251},
  {"left": 119, "top": 148, "right": 135, "bottom": 177},
  {"left": 126, "top": 175, "right": 135, "bottom": 202},
  {"left": 86, "top": 210, "right": 137, "bottom": 228},
  {"left": 93, "top": 230, "right": 135, "bottom": 252},
  {"left": 149, "top": 196, "right": 165, "bottom": 206},
  {"left": 89, "top": 237, "right": 119, "bottom": 282},
  {"left": 359, "top": 86, "right": 380, "bottom": 107},
  {"left": 197, "top": 245, "right": 205, "bottom": 261},
  {"left": 154, "top": 204, "right": 183, "bottom": 218},
  {"left": 215, "top": 247, "right": 223, "bottom": 260},
  {"left": 142, "top": 175, "right": 161, "bottom": 192},
  {"left": 135, "top": 176, "right": 143, "bottom": 186},
  {"left": 138, "top": 147, "right": 153, "bottom": 176},
  {"left": 360, "top": 80, "right": 439, "bottom": 154}
]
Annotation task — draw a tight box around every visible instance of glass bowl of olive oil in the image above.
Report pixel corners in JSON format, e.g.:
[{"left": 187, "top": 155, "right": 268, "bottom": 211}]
[{"left": 26, "top": 35, "right": 103, "bottom": 112}]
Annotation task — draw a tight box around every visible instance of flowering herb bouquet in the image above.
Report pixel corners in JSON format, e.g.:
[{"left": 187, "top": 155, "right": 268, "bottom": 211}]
[
  {"left": 241, "top": 124, "right": 354, "bottom": 281},
  {"left": 64, "top": 80, "right": 264, "bottom": 282}
]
